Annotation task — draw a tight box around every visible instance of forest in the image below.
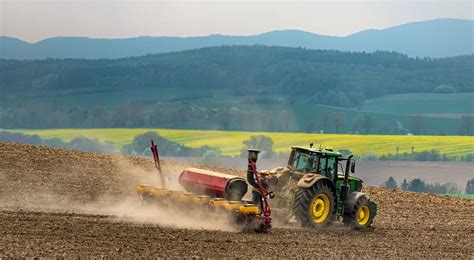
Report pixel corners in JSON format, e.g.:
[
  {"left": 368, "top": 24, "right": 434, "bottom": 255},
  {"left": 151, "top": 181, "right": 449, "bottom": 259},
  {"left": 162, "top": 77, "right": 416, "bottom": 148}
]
[
  {"left": 1, "top": 46, "right": 472, "bottom": 133},
  {"left": 2, "top": 46, "right": 472, "bottom": 102}
]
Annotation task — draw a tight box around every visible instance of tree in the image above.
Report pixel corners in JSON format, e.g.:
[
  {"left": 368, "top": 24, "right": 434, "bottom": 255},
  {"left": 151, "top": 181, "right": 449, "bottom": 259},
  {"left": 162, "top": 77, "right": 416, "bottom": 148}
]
[
  {"left": 433, "top": 85, "right": 456, "bottom": 93},
  {"left": 122, "top": 131, "right": 191, "bottom": 156},
  {"left": 413, "top": 149, "right": 441, "bottom": 161},
  {"left": 458, "top": 115, "right": 474, "bottom": 136},
  {"left": 0, "top": 131, "right": 43, "bottom": 145},
  {"left": 323, "top": 112, "right": 347, "bottom": 133},
  {"left": 383, "top": 176, "right": 398, "bottom": 189},
  {"left": 89, "top": 106, "right": 109, "bottom": 128},
  {"left": 216, "top": 110, "right": 232, "bottom": 130},
  {"left": 117, "top": 102, "right": 145, "bottom": 127},
  {"left": 410, "top": 115, "right": 426, "bottom": 135},
  {"left": 352, "top": 114, "right": 372, "bottom": 134},
  {"left": 123, "top": 132, "right": 160, "bottom": 155},
  {"left": 401, "top": 179, "right": 409, "bottom": 190},
  {"left": 466, "top": 178, "right": 474, "bottom": 194},
  {"left": 446, "top": 183, "right": 461, "bottom": 194},
  {"left": 337, "top": 149, "right": 353, "bottom": 157},
  {"left": 200, "top": 150, "right": 222, "bottom": 167},
  {"left": 360, "top": 152, "right": 378, "bottom": 161},
  {"left": 408, "top": 178, "right": 426, "bottom": 192},
  {"left": 278, "top": 110, "right": 296, "bottom": 132},
  {"left": 240, "top": 135, "right": 274, "bottom": 159},
  {"left": 68, "top": 137, "right": 115, "bottom": 153},
  {"left": 43, "top": 138, "right": 67, "bottom": 148}
]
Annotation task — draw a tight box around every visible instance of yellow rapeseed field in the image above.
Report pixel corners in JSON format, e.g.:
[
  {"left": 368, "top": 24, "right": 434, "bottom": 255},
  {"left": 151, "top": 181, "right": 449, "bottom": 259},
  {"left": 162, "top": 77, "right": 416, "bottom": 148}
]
[{"left": 10, "top": 128, "right": 474, "bottom": 158}]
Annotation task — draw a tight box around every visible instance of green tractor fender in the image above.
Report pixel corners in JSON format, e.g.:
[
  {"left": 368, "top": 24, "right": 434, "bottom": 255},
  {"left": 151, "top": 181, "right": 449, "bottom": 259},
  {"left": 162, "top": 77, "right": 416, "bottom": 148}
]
[
  {"left": 297, "top": 173, "right": 335, "bottom": 192},
  {"left": 344, "top": 191, "right": 377, "bottom": 216}
]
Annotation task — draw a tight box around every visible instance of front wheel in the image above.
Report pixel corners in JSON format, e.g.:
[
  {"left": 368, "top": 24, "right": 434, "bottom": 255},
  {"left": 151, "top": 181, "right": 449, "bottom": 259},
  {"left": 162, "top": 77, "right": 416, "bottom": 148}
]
[
  {"left": 293, "top": 182, "right": 336, "bottom": 228},
  {"left": 343, "top": 196, "right": 375, "bottom": 229}
]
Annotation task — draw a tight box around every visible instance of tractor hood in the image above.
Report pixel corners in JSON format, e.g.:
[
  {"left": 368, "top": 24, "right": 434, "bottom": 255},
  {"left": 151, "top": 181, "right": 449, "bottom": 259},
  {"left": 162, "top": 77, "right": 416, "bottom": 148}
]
[{"left": 337, "top": 172, "right": 363, "bottom": 183}]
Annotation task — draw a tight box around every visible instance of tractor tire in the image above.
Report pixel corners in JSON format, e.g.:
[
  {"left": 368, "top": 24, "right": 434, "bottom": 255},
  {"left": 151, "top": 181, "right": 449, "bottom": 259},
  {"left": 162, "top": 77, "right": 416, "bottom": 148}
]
[
  {"left": 343, "top": 196, "right": 375, "bottom": 230},
  {"left": 292, "top": 182, "right": 336, "bottom": 228}
]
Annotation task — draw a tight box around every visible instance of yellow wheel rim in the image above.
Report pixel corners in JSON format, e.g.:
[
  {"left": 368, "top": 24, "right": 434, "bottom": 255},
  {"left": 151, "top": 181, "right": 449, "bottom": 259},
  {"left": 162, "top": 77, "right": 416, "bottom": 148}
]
[
  {"left": 310, "top": 194, "right": 330, "bottom": 223},
  {"left": 357, "top": 205, "right": 370, "bottom": 225}
]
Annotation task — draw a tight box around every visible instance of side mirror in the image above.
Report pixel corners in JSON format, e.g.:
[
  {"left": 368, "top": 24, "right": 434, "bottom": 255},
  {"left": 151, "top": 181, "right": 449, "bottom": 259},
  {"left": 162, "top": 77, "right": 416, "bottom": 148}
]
[{"left": 350, "top": 160, "right": 356, "bottom": 173}]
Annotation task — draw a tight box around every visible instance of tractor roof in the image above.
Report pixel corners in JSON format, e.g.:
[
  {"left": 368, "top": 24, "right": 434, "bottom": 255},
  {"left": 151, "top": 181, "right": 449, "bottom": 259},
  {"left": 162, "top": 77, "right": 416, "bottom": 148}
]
[{"left": 291, "top": 146, "right": 342, "bottom": 157}]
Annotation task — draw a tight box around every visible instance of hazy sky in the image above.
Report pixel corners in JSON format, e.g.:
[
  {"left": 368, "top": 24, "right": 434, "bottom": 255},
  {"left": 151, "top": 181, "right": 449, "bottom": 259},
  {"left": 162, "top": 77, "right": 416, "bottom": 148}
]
[{"left": 1, "top": 0, "right": 473, "bottom": 43}]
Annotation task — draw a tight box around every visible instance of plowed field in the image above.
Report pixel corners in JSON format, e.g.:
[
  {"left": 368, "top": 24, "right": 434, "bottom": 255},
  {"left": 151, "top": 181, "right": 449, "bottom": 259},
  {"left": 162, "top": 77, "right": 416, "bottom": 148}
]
[{"left": 0, "top": 142, "right": 473, "bottom": 258}]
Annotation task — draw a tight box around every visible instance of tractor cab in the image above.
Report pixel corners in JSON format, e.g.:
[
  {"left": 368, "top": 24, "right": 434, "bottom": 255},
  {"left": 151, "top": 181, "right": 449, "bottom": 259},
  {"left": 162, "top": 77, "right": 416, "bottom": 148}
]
[
  {"left": 288, "top": 146, "right": 342, "bottom": 179},
  {"left": 287, "top": 146, "right": 361, "bottom": 188}
]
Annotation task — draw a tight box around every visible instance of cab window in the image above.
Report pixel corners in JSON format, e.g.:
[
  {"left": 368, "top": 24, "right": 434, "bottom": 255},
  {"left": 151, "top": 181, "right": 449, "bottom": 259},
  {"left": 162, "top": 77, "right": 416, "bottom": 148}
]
[
  {"left": 291, "top": 151, "right": 317, "bottom": 173},
  {"left": 318, "top": 156, "right": 336, "bottom": 178},
  {"left": 327, "top": 157, "right": 336, "bottom": 178}
]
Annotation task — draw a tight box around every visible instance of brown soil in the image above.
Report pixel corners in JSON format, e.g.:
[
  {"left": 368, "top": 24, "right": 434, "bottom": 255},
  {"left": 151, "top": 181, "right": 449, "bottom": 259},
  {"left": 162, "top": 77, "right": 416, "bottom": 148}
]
[{"left": 0, "top": 141, "right": 473, "bottom": 258}]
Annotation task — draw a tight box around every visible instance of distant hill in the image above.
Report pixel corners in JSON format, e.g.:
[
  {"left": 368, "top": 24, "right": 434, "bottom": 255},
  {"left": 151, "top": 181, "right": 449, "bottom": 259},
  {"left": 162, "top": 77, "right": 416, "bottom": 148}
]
[
  {"left": 2, "top": 46, "right": 472, "bottom": 100},
  {"left": 1, "top": 18, "right": 473, "bottom": 59},
  {"left": 0, "top": 45, "right": 472, "bottom": 134}
]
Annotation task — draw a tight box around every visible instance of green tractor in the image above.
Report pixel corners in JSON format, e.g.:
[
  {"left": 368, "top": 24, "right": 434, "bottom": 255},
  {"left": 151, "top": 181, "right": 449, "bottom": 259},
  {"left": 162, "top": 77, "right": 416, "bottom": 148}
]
[{"left": 264, "top": 145, "right": 377, "bottom": 229}]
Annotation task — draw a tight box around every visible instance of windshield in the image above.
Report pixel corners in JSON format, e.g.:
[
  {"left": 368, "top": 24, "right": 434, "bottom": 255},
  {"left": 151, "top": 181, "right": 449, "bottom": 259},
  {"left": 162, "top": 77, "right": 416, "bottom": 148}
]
[
  {"left": 290, "top": 150, "right": 317, "bottom": 173},
  {"left": 289, "top": 150, "right": 338, "bottom": 177}
]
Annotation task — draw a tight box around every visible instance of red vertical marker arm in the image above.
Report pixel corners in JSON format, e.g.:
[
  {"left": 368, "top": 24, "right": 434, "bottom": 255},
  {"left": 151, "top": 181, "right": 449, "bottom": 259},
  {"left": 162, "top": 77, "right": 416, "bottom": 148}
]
[{"left": 150, "top": 140, "right": 165, "bottom": 187}]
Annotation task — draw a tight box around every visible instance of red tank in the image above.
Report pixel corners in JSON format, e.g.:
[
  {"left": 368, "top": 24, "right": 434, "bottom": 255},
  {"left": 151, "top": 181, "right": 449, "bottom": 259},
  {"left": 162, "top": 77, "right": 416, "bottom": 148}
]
[{"left": 178, "top": 167, "right": 248, "bottom": 200}]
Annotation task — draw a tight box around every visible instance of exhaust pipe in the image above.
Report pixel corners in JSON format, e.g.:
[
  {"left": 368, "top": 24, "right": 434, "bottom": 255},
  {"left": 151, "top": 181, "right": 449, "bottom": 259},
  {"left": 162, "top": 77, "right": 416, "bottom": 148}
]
[
  {"left": 341, "top": 155, "right": 353, "bottom": 203},
  {"left": 246, "top": 149, "right": 260, "bottom": 188}
]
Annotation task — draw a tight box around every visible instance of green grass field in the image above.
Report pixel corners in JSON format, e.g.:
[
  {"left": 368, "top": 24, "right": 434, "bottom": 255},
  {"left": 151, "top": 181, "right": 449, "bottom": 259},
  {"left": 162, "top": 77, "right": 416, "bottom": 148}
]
[
  {"left": 9, "top": 128, "right": 474, "bottom": 158},
  {"left": 360, "top": 93, "right": 474, "bottom": 117},
  {"left": 445, "top": 194, "right": 474, "bottom": 199}
]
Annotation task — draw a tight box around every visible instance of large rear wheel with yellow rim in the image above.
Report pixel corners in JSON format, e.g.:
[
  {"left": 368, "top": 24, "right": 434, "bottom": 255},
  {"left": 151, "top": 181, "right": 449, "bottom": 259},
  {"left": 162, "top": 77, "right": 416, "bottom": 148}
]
[
  {"left": 343, "top": 196, "right": 375, "bottom": 229},
  {"left": 293, "top": 182, "right": 335, "bottom": 228}
]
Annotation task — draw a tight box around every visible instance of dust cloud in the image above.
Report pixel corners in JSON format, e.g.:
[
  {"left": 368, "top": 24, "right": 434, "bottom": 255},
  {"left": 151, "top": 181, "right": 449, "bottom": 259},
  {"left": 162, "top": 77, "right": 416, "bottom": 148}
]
[
  {"left": 79, "top": 199, "right": 236, "bottom": 232},
  {"left": 98, "top": 160, "right": 236, "bottom": 231},
  {"left": 0, "top": 154, "right": 236, "bottom": 232}
]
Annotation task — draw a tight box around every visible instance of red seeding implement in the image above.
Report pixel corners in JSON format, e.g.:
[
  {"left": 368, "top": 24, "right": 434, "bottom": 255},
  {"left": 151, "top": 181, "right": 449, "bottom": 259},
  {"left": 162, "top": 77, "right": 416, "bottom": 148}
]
[{"left": 137, "top": 141, "right": 273, "bottom": 232}]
